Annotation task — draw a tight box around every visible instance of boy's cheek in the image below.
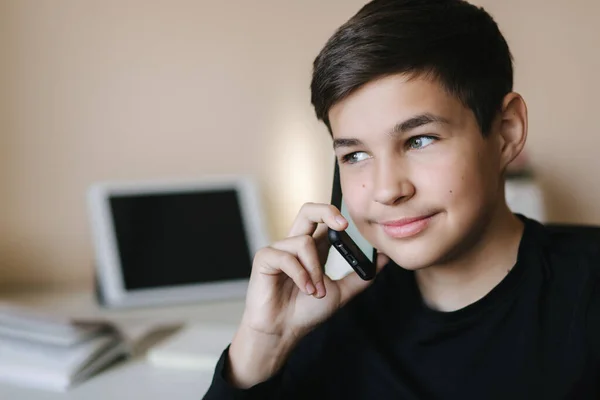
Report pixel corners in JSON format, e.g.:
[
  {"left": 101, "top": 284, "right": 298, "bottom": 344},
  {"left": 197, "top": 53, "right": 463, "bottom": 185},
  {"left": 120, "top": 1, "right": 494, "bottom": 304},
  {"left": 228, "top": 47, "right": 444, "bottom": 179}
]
[{"left": 414, "top": 162, "right": 464, "bottom": 198}]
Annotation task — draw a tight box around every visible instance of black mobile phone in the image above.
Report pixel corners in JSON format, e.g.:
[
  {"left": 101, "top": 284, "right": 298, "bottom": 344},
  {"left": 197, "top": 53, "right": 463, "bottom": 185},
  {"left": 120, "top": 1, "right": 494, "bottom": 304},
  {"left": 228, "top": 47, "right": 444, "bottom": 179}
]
[{"left": 327, "top": 161, "right": 377, "bottom": 281}]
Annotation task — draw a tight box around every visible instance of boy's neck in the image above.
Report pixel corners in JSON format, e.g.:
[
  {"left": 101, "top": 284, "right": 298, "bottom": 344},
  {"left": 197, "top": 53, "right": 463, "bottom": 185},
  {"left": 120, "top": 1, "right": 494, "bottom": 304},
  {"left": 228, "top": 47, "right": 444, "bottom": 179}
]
[{"left": 414, "top": 204, "right": 525, "bottom": 312}]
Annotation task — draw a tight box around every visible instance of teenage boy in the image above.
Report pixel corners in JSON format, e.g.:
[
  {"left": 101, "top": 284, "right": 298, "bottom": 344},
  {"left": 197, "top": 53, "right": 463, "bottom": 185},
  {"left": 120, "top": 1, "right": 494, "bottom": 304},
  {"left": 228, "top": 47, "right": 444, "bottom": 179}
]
[{"left": 205, "top": 0, "right": 600, "bottom": 398}]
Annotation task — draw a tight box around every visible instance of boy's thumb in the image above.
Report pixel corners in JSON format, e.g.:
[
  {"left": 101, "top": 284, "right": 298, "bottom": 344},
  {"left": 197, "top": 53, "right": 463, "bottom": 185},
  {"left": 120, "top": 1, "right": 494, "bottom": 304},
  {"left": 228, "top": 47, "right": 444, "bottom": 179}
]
[{"left": 376, "top": 252, "right": 390, "bottom": 270}]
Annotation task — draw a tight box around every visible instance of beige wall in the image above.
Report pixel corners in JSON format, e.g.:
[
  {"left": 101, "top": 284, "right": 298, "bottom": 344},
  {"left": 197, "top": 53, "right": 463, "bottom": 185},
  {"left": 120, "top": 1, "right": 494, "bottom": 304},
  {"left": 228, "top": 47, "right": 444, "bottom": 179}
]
[{"left": 1, "top": 0, "right": 599, "bottom": 289}]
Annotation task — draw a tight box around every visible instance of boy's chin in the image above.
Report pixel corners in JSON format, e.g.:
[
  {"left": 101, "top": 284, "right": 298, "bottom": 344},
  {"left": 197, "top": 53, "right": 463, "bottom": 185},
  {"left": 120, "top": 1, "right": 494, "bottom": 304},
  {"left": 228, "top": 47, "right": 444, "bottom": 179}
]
[
  {"left": 389, "top": 258, "right": 436, "bottom": 272},
  {"left": 385, "top": 244, "right": 451, "bottom": 271}
]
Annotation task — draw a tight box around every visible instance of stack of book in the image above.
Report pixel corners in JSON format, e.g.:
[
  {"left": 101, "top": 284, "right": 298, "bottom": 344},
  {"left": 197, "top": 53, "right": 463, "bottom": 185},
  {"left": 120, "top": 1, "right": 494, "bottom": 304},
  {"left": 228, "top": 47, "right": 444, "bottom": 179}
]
[{"left": 0, "top": 305, "right": 130, "bottom": 391}]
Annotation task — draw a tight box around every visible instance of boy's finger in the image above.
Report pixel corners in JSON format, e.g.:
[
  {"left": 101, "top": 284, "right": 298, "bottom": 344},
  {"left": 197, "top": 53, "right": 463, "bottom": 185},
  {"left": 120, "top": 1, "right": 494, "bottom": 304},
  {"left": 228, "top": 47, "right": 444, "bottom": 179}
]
[
  {"left": 255, "top": 247, "right": 315, "bottom": 295},
  {"left": 272, "top": 235, "right": 326, "bottom": 298},
  {"left": 287, "top": 203, "right": 347, "bottom": 238},
  {"left": 336, "top": 271, "right": 375, "bottom": 307}
]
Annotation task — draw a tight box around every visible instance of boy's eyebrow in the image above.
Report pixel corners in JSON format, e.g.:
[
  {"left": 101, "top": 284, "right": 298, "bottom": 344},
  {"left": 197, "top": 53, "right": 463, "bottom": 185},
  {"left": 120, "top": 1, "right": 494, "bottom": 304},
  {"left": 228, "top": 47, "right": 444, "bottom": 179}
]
[
  {"left": 389, "top": 113, "right": 451, "bottom": 136},
  {"left": 333, "top": 138, "right": 363, "bottom": 150},
  {"left": 333, "top": 113, "right": 450, "bottom": 150}
]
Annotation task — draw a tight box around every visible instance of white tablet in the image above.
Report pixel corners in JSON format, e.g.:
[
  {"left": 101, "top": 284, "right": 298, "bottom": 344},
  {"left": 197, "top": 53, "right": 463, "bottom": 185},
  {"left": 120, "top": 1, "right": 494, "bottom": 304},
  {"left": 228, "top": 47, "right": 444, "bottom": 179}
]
[{"left": 87, "top": 176, "right": 270, "bottom": 308}]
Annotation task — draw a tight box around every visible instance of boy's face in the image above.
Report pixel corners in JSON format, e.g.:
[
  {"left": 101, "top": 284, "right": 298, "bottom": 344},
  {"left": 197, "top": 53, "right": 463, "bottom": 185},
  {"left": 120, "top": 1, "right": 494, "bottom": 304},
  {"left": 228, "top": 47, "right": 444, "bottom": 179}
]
[{"left": 329, "top": 74, "right": 505, "bottom": 270}]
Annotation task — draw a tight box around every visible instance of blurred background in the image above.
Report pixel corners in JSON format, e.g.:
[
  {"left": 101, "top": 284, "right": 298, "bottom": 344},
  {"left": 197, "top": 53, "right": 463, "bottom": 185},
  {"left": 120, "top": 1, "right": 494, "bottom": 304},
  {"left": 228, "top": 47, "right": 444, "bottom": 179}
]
[{"left": 1, "top": 0, "right": 599, "bottom": 290}]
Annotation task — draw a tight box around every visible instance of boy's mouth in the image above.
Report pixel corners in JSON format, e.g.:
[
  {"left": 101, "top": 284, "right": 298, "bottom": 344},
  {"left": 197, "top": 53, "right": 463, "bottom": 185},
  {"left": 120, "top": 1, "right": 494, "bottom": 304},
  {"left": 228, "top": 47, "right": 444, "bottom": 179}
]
[{"left": 379, "top": 213, "right": 438, "bottom": 239}]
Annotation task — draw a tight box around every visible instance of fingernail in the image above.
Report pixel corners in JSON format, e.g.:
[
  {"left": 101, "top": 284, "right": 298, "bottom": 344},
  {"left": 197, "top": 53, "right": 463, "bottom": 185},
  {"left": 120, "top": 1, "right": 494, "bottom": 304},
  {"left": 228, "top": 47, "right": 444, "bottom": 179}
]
[
  {"left": 305, "top": 281, "right": 316, "bottom": 295},
  {"left": 335, "top": 216, "right": 347, "bottom": 226},
  {"left": 316, "top": 282, "right": 326, "bottom": 298}
]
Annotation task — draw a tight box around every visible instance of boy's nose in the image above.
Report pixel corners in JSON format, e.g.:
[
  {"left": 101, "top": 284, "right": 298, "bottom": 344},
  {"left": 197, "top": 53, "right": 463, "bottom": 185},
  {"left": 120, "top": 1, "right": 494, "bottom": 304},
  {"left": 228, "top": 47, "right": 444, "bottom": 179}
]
[{"left": 372, "top": 159, "right": 415, "bottom": 206}]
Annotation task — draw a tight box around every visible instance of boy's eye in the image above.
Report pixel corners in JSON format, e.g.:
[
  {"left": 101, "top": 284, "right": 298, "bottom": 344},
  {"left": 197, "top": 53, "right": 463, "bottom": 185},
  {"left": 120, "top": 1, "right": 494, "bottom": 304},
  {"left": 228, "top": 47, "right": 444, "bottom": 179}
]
[
  {"left": 342, "top": 151, "right": 370, "bottom": 164},
  {"left": 407, "top": 135, "right": 437, "bottom": 150}
]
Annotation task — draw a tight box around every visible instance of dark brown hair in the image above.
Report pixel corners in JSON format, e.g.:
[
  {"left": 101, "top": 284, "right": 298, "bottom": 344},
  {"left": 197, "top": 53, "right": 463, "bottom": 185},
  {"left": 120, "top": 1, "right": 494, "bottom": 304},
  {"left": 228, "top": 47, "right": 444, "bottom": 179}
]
[{"left": 311, "top": 0, "right": 513, "bottom": 136}]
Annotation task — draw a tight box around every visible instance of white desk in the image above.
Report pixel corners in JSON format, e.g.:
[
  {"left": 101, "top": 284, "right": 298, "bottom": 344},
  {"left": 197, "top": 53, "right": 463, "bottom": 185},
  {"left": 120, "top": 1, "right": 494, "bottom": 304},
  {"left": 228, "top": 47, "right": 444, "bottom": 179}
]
[{"left": 0, "top": 288, "right": 246, "bottom": 399}]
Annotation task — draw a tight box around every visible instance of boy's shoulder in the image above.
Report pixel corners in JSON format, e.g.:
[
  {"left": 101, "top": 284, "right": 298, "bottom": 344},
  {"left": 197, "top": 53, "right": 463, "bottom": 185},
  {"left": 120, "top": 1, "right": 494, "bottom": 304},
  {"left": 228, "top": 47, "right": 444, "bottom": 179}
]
[
  {"left": 536, "top": 219, "right": 600, "bottom": 359},
  {"left": 538, "top": 218, "right": 600, "bottom": 276},
  {"left": 529, "top": 217, "right": 600, "bottom": 308},
  {"left": 543, "top": 220, "right": 600, "bottom": 248}
]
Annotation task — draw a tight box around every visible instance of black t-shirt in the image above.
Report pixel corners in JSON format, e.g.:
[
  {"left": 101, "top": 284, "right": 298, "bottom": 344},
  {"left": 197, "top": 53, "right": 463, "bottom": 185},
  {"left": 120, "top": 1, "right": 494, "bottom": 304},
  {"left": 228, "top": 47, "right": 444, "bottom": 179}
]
[{"left": 204, "top": 216, "right": 600, "bottom": 399}]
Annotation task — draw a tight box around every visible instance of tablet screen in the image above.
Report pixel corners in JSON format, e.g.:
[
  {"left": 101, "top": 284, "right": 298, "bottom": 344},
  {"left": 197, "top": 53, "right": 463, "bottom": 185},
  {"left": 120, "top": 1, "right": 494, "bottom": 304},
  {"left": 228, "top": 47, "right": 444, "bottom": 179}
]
[{"left": 109, "top": 189, "right": 252, "bottom": 290}]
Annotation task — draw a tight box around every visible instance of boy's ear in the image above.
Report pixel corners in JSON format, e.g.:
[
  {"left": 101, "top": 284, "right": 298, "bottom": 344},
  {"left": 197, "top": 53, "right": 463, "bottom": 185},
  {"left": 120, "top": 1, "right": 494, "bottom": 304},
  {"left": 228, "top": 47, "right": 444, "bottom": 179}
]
[{"left": 495, "top": 92, "right": 528, "bottom": 172}]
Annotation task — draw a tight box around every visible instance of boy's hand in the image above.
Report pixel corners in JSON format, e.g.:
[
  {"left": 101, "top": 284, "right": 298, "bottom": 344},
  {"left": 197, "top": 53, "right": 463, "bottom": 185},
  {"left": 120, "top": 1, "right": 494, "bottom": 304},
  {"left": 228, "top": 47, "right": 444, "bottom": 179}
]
[{"left": 227, "top": 202, "right": 388, "bottom": 388}]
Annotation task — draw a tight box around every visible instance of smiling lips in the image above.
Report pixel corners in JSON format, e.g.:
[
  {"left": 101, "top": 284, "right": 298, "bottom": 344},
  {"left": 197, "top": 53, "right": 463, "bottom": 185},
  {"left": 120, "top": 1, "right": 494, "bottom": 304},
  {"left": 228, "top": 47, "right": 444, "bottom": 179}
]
[{"left": 380, "top": 214, "right": 437, "bottom": 238}]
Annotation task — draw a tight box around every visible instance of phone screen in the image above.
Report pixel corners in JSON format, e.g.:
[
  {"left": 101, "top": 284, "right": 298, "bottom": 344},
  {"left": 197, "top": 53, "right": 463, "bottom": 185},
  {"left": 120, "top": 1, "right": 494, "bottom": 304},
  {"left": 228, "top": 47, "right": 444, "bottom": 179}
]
[{"left": 325, "top": 162, "right": 376, "bottom": 280}]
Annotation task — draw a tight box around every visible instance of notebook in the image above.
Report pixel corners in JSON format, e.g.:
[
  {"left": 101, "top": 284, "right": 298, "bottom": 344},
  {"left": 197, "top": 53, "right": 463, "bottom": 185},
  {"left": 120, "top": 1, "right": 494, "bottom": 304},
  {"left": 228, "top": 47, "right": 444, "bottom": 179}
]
[{"left": 146, "top": 324, "right": 236, "bottom": 371}]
